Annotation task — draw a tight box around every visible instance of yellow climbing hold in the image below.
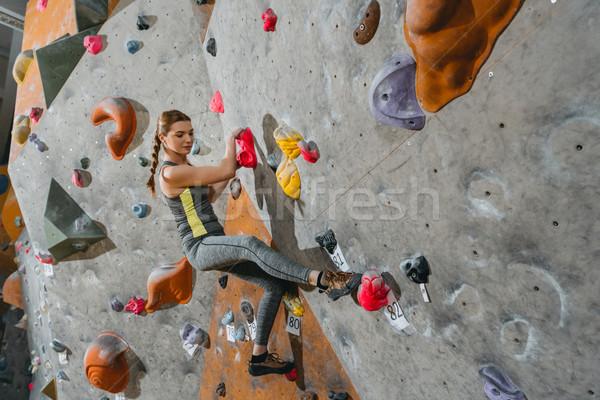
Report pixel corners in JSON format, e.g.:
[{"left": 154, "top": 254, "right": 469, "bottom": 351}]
[
  {"left": 276, "top": 155, "right": 301, "bottom": 199},
  {"left": 12, "top": 49, "right": 34, "bottom": 85},
  {"left": 273, "top": 121, "right": 304, "bottom": 159},
  {"left": 283, "top": 292, "right": 305, "bottom": 317},
  {"left": 12, "top": 115, "right": 31, "bottom": 146}
]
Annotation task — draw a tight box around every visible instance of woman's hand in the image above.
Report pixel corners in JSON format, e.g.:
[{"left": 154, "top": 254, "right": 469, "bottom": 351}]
[{"left": 228, "top": 127, "right": 244, "bottom": 141}]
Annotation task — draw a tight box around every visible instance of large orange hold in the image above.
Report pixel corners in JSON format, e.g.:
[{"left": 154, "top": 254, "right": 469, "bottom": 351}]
[
  {"left": 404, "top": 0, "right": 523, "bottom": 112},
  {"left": 1, "top": 187, "right": 24, "bottom": 242},
  {"left": 91, "top": 97, "right": 137, "bottom": 160},
  {"left": 2, "top": 271, "right": 23, "bottom": 309},
  {"left": 84, "top": 332, "right": 130, "bottom": 394},
  {"left": 144, "top": 257, "right": 193, "bottom": 313}
]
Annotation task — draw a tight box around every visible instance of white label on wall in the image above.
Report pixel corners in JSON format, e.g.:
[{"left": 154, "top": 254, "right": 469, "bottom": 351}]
[
  {"left": 43, "top": 264, "right": 54, "bottom": 277},
  {"left": 285, "top": 313, "right": 301, "bottom": 336},
  {"left": 384, "top": 292, "right": 410, "bottom": 331},
  {"left": 420, "top": 283, "right": 430, "bottom": 303},
  {"left": 225, "top": 324, "right": 235, "bottom": 343},
  {"left": 247, "top": 320, "right": 257, "bottom": 341},
  {"left": 328, "top": 245, "right": 349, "bottom": 272},
  {"left": 58, "top": 351, "right": 68, "bottom": 365},
  {"left": 115, "top": 394, "right": 126, "bottom": 400},
  {"left": 182, "top": 341, "right": 199, "bottom": 357}
]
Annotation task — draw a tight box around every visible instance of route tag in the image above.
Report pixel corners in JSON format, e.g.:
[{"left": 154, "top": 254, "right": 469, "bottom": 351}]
[
  {"left": 43, "top": 264, "right": 54, "bottom": 277},
  {"left": 58, "top": 351, "right": 68, "bottom": 365},
  {"left": 115, "top": 394, "right": 126, "bottom": 400},
  {"left": 420, "top": 283, "right": 430, "bottom": 302},
  {"left": 182, "top": 341, "right": 199, "bottom": 358},
  {"left": 285, "top": 313, "right": 301, "bottom": 336},
  {"left": 247, "top": 320, "right": 257, "bottom": 341},
  {"left": 225, "top": 324, "right": 235, "bottom": 343},
  {"left": 384, "top": 292, "right": 410, "bottom": 331},
  {"left": 327, "top": 245, "right": 349, "bottom": 272}
]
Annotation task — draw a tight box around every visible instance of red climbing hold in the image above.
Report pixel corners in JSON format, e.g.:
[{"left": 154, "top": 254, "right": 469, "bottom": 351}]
[
  {"left": 84, "top": 35, "right": 102, "bottom": 55},
  {"left": 124, "top": 297, "right": 144, "bottom": 315},
  {"left": 37, "top": 0, "right": 48, "bottom": 12},
  {"left": 297, "top": 140, "right": 320, "bottom": 163},
  {"left": 236, "top": 128, "right": 257, "bottom": 168},
  {"left": 35, "top": 253, "right": 53, "bottom": 264},
  {"left": 262, "top": 8, "right": 277, "bottom": 32},
  {"left": 210, "top": 91, "right": 224, "bottom": 113},
  {"left": 285, "top": 368, "right": 297, "bottom": 381},
  {"left": 357, "top": 268, "right": 390, "bottom": 311},
  {"left": 72, "top": 169, "right": 84, "bottom": 188},
  {"left": 30, "top": 107, "right": 43, "bottom": 124}
]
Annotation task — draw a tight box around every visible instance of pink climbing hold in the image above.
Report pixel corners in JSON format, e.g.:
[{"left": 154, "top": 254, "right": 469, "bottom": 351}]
[
  {"left": 124, "top": 297, "right": 144, "bottom": 315},
  {"left": 210, "top": 91, "right": 224, "bottom": 113},
  {"left": 37, "top": 0, "right": 48, "bottom": 12},
  {"left": 29, "top": 107, "right": 43, "bottom": 124},
  {"left": 84, "top": 35, "right": 102, "bottom": 55},
  {"left": 35, "top": 253, "right": 53, "bottom": 264},
  {"left": 72, "top": 169, "right": 84, "bottom": 188},
  {"left": 357, "top": 268, "right": 391, "bottom": 311},
  {"left": 236, "top": 128, "right": 257, "bottom": 168},
  {"left": 297, "top": 140, "right": 320, "bottom": 163},
  {"left": 262, "top": 8, "right": 277, "bottom": 32}
]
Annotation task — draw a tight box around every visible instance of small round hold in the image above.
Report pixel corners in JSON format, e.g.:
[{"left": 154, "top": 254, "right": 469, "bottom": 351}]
[
  {"left": 136, "top": 15, "right": 150, "bottom": 30},
  {"left": 14, "top": 216, "right": 22, "bottom": 227},
  {"left": 138, "top": 156, "right": 149, "bottom": 166},
  {"left": 132, "top": 203, "right": 148, "bottom": 218},
  {"left": 80, "top": 157, "right": 90, "bottom": 169},
  {"left": 126, "top": 40, "right": 140, "bottom": 54},
  {"left": 111, "top": 296, "right": 124, "bottom": 312},
  {"left": 218, "top": 275, "right": 228, "bottom": 289},
  {"left": 206, "top": 37, "right": 217, "bottom": 57},
  {"left": 489, "top": 71, "right": 494, "bottom": 77}
]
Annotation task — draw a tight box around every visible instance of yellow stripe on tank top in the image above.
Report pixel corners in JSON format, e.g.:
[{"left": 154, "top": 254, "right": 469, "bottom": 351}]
[{"left": 180, "top": 187, "right": 208, "bottom": 237}]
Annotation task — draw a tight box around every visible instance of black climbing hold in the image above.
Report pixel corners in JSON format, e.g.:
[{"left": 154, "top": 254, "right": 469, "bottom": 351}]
[
  {"left": 206, "top": 37, "right": 217, "bottom": 57},
  {"left": 241, "top": 300, "right": 254, "bottom": 323},
  {"left": 136, "top": 15, "right": 150, "bottom": 30},
  {"left": 216, "top": 382, "right": 226, "bottom": 397},
  {"left": 218, "top": 275, "right": 228, "bottom": 289},
  {"left": 400, "top": 255, "right": 430, "bottom": 284},
  {"left": 1, "top": 243, "right": 8, "bottom": 251},
  {"left": 315, "top": 228, "right": 337, "bottom": 254},
  {"left": 195, "top": 0, "right": 208, "bottom": 4},
  {"left": 328, "top": 391, "right": 349, "bottom": 400}
]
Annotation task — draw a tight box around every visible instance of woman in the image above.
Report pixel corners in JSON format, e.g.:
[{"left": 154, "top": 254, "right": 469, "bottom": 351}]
[{"left": 146, "top": 110, "right": 361, "bottom": 377}]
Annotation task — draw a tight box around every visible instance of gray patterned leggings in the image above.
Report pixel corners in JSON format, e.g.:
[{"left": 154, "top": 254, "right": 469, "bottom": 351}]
[{"left": 183, "top": 234, "right": 312, "bottom": 346}]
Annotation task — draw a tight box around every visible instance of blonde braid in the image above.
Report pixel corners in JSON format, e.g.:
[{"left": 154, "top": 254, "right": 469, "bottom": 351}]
[{"left": 146, "top": 131, "right": 162, "bottom": 198}]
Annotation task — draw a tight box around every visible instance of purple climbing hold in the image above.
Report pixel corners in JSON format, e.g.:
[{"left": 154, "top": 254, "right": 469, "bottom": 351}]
[
  {"left": 479, "top": 366, "right": 526, "bottom": 400},
  {"left": 180, "top": 322, "right": 207, "bottom": 345},
  {"left": 369, "top": 54, "right": 425, "bottom": 130}
]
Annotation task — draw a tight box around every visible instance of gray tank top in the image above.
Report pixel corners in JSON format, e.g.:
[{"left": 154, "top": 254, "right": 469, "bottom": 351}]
[{"left": 160, "top": 161, "right": 225, "bottom": 241}]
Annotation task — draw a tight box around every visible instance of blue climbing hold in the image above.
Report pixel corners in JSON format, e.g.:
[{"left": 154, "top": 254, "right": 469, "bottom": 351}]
[
  {"left": 191, "top": 138, "right": 201, "bottom": 155},
  {"left": 221, "top": 310, "right": 234, "bottom": 325},
  {"left": 132, "top": 203, "right": 147, "bottom": 218},
  {"left": 234, "top": 327, "right": 246, "bottom": 341},
  {"left": 126, "top": 40, "right": 140, "bottom": 54},
  {"left": 0, "top": 355, "right": 7, "bottom": 371},
  {"left": 0, "top": 174, "right": 8, "bottom": 195}
]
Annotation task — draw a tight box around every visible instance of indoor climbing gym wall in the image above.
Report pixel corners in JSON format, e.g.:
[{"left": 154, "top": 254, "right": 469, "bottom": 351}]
[{"left": 3, "top": 0, "right": 599, "bottom": 399}]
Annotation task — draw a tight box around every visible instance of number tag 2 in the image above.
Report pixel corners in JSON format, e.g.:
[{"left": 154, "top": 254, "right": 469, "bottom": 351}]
[
  {"left": 384, "top": 292, "right": 410, "bottom": 330},
  {"left": 285, "top": 313, "right": 301, "bottom": 336},
  {"left": 327, "top": 245, "right": 349, "bottom": 272}
]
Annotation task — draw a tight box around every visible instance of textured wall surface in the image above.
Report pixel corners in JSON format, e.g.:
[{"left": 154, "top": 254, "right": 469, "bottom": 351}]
[{"left": 7, "top": 0, "right": 600, "bottom": 399}]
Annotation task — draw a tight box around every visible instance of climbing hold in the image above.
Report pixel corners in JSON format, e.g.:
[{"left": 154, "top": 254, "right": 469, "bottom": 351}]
[
  {"left": 138, "top": 156, "right": 148, "bottom": 166},
  {"left": 297, "top": 140, "right": 320, "bottom": 163},
  {"left": 230, "top": 177, "right": 242, "bottom": 200},
  {"left": 236, "top": 127, "right": 257, "bottom": 168},
  {"left": 136, "top": 15, "right": 150, "bottom": 30},
  {"left": 110, "top": 296, "right": 124, "bottom": 312},
  {"left": 218, "top": 275, "right": 228, "bottom": 289},
  {"left": 12, "top": 49, "right": 34, "bottom": 85},
  {"left": 276, "top": 156, "right": 301, "bottom": 199},
  {"left": 84, "top": 332, "right": 129, "bottom": 394},
  {"left": 369, "top": 53, "right": 425, "bottom": 130},
  {"left": 400, "top": 255, "right": 430, "bottom": 284},
  {"left": 234, "top": 326, "right": 246, "bottom": 341},
  {"left": 262, "top": 8, "right": 277, "bottom": 31},
  {"left": 301, "top": 391, "right": 317, "bottom": 400},
  {"left": 126, "top": 40, "right": 140, "bottom": 54},
  {"left": 14, "top": 216, "right": 22, "bottom": 227},
  {"left": 210, "top": 91, "right": 224, "bottom": 113},
  {"left": 404, "top": 0, "right": 523, "bottom": 112},
  {"left": 206, "top": 37, "right": 217, "bottom": 57},
  {"left": 144, "top": 257, "right": 193, "bottom": 313},
  {"left": 479, "top": 365, "right": 526, "bottom": 400},
  {"left": 328, "top": 391, "right": 349, "bottom": 400},
  {"left": 37, "top": 0, "right": 48, "bottom": 12},
  {"left": 28, "top": 133, "right": 46, "bottom": 152},
  {"left": 35, "top": 253, "right": 53, "bottom": 264},
  {"left": 74, "top": 215, "right": 89, "bottom": 231},
  {"left": 240, "top": 300, "right": 254, "bottom": 323},
  {"left": 354, "top": 0, "right": 380, "bottom": 45},
  {"left": 194, "top": 0, "right": 208, "bottom": 4},
  {"left": 0, "top": 355, "right": 6, "bottom": 371},
  {"left": 180, "top": 322, "right": 208, "bottom": 345},
  {"left": 80, "top": 157, "right": 90, "bottom": 169},
  {"left": 266, "top": 152, "right": 280, "bottom": 172},
  {"left": 191, "top": 139, "right": 201, "bottom": 155},
  {"left": 83, "top": 35, "right": 102, "bottom": 55},
  {"left": 72, "top": 169, "right": 84, "bottom": 188},
  {"left": 221, "top": 310, "right": 234, "bottom": 325},
  {"left": 91, "top": 96, "right": 137, "bottom": 160},
  {"left": 1, "top": 243, "right": 8, "bottom": 251},
  {"left": 273, "top": 121, "right": 304, "bottom": 159},
  {"left": 315, "top": 228, "right": 337, "bottom": 254},
  {"left": 132, "top": 203, "right": 148, "bottom": 218},
  {"left": 124, "top": 297, "right": 144, "bottom": 315},
  {"left": 285, "top": 368, "right": 297, "bottom": 381},
  {"left": 216, "top": 382, "right": 226, "bottom": 397},
  {"left": 29, "top": 107, "right": 43, "bottom": 123},
  {"left": 57, "top": 370, "right": 68, "bottom": 381},
  {"left": 3, "top": 271, "right": 23, "bottom": 309},
  {"left": 41, "top": 377, "right": 57, "bottom": 400},
  {"left": 357, "top": 269, "right": 390, "bottom": 311},
  {"left": 283, "top": 292, "right": 305, "bottom": 317},
  {"left": 12, "top": 115, "right": 31, "bottom": 146}
]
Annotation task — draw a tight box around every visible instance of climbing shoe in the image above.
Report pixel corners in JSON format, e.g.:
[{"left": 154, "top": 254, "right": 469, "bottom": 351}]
[
  {"left": 248, "top": 353, "right": 294, "bottom": 377},
  {"left": 322, "top": 271, "right": 363, "bottom": 301}
]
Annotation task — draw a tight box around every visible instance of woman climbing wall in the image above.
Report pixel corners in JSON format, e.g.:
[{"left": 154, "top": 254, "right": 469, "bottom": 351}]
[{"left": 146, "top": 110, "right": 362, "bottom": 377}]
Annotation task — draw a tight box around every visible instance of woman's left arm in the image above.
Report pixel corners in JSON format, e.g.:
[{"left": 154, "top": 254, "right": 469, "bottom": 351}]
[{"left": 208, "top": 179, "right": 231, "bottom": 203}]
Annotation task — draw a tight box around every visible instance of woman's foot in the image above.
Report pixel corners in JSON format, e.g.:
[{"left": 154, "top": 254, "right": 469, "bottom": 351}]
[
  {"left": 319, "top": 271, "right": 363, "bottom": 301},
  {"left": 248, "top": 353, "right": 294, "bottom": 376}
]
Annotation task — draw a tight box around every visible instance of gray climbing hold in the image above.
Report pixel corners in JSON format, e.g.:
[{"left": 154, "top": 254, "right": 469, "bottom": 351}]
[
  {"left": 479, "top": 365, "right": 526, "bottom": 400},
  {"left": 221, "top": 310, "right": 234, "bottom": 325},
  {"left": 50, "top": 339, "right": 66, "bottom": 353},
  {"left": 111, "top": 296, "right": 124, "bottom": 312},
  {"left": 180, "top": 322, "right": 208, "bottom": 345},
  {"left": 136, "top": 15, "right": 149, "bottom": 30},
  {"left": 206, "top": 37, "right": 216, "bottom": 57}
]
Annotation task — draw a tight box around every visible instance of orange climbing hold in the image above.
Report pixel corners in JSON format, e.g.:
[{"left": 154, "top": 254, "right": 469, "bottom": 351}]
[
  {"left": 144, "top": 257, "right": 193, "bottom": 313},
  {"left": 2, "top": 187, "right": 25, "bottom": 242},
  {"left": 2, "top": 271, "right": 23, "bottom": 309},
  {"left": 84, "top": 332, "right": 130, "bottom": 394},
  {"left": 91, "top": 96, "right": 137, "bottom": 160},
  {"left": 404, "top": 0, "right": 523, "bottom": 112}
]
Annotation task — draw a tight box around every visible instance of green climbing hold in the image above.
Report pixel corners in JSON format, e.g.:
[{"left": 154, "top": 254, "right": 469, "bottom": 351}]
[
  {"left": 80, "top": 157, "right": 90, "bottom": 169},
  {"left": 138, "top": 156, "right": 148, "bottom": 167}
]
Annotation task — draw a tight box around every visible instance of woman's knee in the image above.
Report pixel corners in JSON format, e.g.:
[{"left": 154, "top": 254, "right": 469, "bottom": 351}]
[{"left": 242, "top": 235, "right": 266, "bottom": 251}]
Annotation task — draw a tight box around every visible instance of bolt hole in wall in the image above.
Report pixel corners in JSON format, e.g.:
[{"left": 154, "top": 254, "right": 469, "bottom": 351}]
[
  {"left": 499, "top": 122, "right": 505, "bottom": 128},
  {"left": 588, "top": 390, "right": 595, "bottom": 395},
  {"left": 553, "top": 221, "right": 559, "bottom": 226},
  {"left": 576, "top": 144, "right": 583, "bottom": 151},
  {"left": 533, "top": 286, "right": 540, "bottom": 292}
]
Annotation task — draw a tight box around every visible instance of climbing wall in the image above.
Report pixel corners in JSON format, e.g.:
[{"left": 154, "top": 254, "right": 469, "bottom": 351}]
[{"left": 5, "top": 0, "right": 600, "bottom": 400}]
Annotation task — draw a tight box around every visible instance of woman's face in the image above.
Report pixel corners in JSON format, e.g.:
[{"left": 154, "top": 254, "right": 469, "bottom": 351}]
[{"left": 162, "top": 120, "right": 194, "bottom": 154}]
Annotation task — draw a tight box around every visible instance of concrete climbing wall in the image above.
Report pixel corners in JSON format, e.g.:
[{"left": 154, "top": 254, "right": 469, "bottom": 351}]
[{"left": 6, "top": 0, "right": 600, "bottom": 399}]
